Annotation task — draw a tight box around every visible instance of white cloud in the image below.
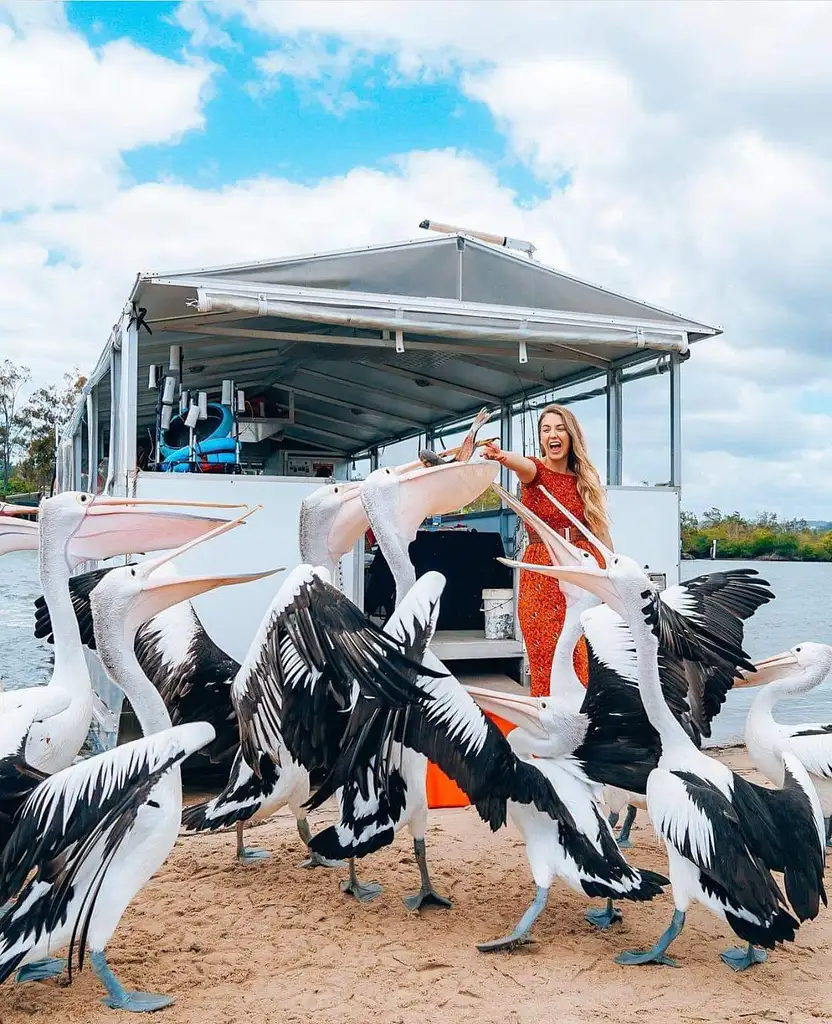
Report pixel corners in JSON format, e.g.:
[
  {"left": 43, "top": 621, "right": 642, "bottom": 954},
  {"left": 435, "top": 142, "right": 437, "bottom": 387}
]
[
  {"left": 4, "top": 1, "right": 832, "bottom": 518},
  {"left": 0, "top": 12, "right": 215, "bottom": 212}
]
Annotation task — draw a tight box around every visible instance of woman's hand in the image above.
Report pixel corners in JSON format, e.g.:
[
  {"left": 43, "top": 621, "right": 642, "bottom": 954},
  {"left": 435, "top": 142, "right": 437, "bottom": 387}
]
[{"left": 482, "top": 440, "right": 508, "bottom": 465}]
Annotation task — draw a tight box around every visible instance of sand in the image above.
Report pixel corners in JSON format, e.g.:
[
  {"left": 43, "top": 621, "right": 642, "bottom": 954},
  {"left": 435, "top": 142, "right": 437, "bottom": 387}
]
[{"left": 2, "top": 748, "right": 831, "bottom": 1024}]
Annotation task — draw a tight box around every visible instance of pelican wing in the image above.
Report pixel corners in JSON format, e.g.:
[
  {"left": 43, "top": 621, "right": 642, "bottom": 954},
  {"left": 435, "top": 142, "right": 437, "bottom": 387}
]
[
  {"left": 728, "top": 756, "right": 826, "bottom": 922},
  {"left": 231, "top": 566, "right": 440, "bottom": 773},
  {"left": 35, "top": 568, "right": 240, "bottom": 762},
  {"left": 0, "top": 722, "right": 213, "bottom": 982},
  {"left": 649, "top": 568, "right": 774, "bottom": 676},
  {"left": 650, "top": 768, "right": 798, "bottom": 947},
  {"left": 787, "top": 724, "right": 832, "bottom": 780},
  {"left": 34, "top": 565, "right": 117, "bottom": 650}
]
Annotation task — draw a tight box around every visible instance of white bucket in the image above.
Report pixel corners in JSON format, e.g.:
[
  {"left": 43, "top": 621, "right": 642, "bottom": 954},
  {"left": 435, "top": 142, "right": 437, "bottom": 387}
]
[{"left": 482, "top": 588, "right": 514, "bottom": 640}]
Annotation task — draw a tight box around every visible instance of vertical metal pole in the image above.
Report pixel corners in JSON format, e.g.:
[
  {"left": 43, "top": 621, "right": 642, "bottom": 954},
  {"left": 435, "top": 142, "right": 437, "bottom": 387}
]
[
  {"left": 669, "top": 349, "right": 682, "bottom": 488},
  {"left": 369, "top": 446, "right": 379, "bottom": 472},
  {"left": 86, "top": 390, "right": 98, "bottom": 494},
  {"left": 500, "top": 402, "right": 513, "bottom": 494},
  {"left": 606, "top": 367, "right": 623, "bottom": 486},
  {"left": 119, "top": 310, "right": 138, "bottom": 494}
]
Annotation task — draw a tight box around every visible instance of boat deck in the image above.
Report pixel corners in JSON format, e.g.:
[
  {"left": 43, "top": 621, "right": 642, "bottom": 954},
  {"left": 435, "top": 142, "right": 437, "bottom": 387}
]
[{"left": 430, "top": 629, "right": 524, "bottom": 662}]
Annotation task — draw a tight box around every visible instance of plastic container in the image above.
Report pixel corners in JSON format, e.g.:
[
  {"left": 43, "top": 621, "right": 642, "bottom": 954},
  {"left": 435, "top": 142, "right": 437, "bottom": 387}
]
[{"left": 482, "top": 588, "right": 514, "bottom": 640}]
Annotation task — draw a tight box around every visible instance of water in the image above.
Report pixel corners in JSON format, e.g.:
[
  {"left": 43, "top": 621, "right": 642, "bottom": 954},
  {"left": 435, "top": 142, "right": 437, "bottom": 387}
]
[{"left": 1, "top": 552, "right": 830, "bottom": 746}]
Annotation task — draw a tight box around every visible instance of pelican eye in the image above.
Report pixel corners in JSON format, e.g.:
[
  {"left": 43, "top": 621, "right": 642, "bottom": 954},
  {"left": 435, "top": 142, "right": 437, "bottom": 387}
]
[
  {"left": 130, "top": 568, "right": 136, "bottom": 577},
  {"left": 795, "top": 646, "right": 801, "bottom": 653},
  {"left": 540, "top": 700, "right": 547, "bottom": 710},
  {"left": 79, "top": 494, "right": 89, "bottom": 503}
]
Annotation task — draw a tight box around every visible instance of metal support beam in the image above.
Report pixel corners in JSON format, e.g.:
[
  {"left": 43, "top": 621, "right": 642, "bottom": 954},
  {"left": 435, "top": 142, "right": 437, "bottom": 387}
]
[
  {"left": 670, "top": 349, "right": 682, "bottom": 487},
  {"left": 500, "top": 402, "right": 514, "bottom": 495},
  {"left": 606, "top": 367, "right": 623, "bottom": 487},
  {"left": 119, "top": 313, "right": 139, "bottom": 492},
  {"left": 296, "top": 368, "right": 442, "bottom": 419},
  {"left": 273, "top": 382, "right": 429, "bottom": 427},
  {"left": 377, "top": 362, "right": 500, "bottom": 404}
]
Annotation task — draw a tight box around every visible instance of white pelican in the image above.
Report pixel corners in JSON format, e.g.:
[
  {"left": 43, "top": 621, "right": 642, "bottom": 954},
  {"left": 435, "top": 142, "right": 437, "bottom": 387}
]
[
  {"left": 303, "top": 458, "right": 499, "bottom": 907},
  {"left": 741, "top": 642, "right": 832, "bottom": 842},
  {"left": 514, "top": 498, "right": 826, "bottom": 971},
  {"left": 309, "top": 569, "right": 670, "bottom": 948},
  {"left": 0, "top": 494, "right": 238, "bottom": 842},
  {"left": 494, "top": 481, "right": 774, "bottom": 849},
  {"left": 0, "top": 511, "right": 275, "bottom": 1008}
]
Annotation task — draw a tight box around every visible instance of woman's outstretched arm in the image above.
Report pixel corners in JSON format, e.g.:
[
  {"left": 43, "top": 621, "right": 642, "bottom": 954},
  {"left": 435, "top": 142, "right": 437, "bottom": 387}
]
[{"left": 481, "top": 441, "right": 538, "bottom": 484}]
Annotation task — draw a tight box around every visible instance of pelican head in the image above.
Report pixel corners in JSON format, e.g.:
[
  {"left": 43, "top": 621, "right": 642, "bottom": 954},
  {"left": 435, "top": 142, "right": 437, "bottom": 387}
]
[
  {"left": 464, "top": 686, "right": 573, "bottom": 756},
  {"left": 298, "top": 481, "right": 366, "bottom": 570},
  {"left": 737, "top": 642, "right": 832, "bottom": 688},
  {"left": 90, "top": 507, "right": 283, "bottom": 657},
  {"left": 37, "top": 491, "right": 250, "bottom": 568}
]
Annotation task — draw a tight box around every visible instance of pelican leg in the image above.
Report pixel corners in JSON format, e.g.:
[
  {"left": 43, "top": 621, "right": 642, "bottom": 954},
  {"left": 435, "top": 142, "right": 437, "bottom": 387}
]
[
  {"left": 585, "top": 898, "right": 623, "bottom": 930},
  {"left": 295, "top": 818, "right": 344, "bottom": 869},
  {"left": 720, "top": 943, "right": 768, "bottom": 972},
  {"left": 477, "top": 885, "right": 549, "bottom": 952},
  {"left": 16, "top": 958, "right": 67, "bottom": 983},
  {"left": 340, "top": 858, "right": 382, "bottom": 902},
  {"left": 616, "top": 805, "right": 637, "bottom": 849},
  {"left": 825, "top": 816, "right": 832, "bottom": 848},
  {"left": 615, "top": 909, "right": 685, "bottom": 967},
  {"left": 403, "top": 838, "right": 452, "bottom": 912},
  {"left": 91, "top": 951, "right": 174, "bottom": 1012},
  {"left": 607, "top": 810, "right": 620, "bottom": 829},
  {"left": 236, "top": 821, "right": 270, "bottom": 863}
]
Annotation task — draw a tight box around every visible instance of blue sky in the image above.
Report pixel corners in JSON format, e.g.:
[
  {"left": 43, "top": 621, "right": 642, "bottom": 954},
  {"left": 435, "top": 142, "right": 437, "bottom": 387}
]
[
  {"left": 3, "top": 0, "right": 832, "bottom": 516},
  {"left": 65, "top": 1, "right": 549, "bottom": 201}
]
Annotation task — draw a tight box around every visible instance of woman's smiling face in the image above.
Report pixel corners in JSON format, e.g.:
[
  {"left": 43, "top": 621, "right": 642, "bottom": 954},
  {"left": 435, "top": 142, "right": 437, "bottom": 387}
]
[{"left": 539, "top": 412, "right": 571, "bottom": 463}]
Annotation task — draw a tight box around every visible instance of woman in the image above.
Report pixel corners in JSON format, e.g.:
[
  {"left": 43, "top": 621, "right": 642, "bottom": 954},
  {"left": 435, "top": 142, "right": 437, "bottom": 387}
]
[{"left": 483, "top": 405, "right": 612, "bottom": 697}]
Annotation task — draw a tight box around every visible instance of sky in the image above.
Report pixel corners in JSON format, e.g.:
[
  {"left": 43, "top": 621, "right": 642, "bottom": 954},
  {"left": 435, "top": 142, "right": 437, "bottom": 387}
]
[{"left": 1, "top": 0, "right": 831, "bottom": 519}]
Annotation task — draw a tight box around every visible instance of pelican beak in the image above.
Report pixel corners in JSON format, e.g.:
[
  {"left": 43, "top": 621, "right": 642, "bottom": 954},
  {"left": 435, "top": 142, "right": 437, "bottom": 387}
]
[
  {"left": 325, "top": 485, "right": 369, "bottom": 563},
  {"left": 492, "top": 482, "right": 592, "bottom": 569},
  {"left": 498, "top": 557, "right": 628, "bottom": 619},
  {"left": 735, "top": 650, "right": 800, "bottom": 688},
  {"left": 465, "top": 686, "right": 549, "bottom": 740},
  {"left": 130, "top": 506, "right": 282, "bottom": 625},
  {"left": 0, "top": 516, "right": 39, "bottom": 555},
  {"left": 66, "top": 495, "right": 251, "bottom": 564},
  {"left": 392, "top": 460, "right": 500, "bottom": 538},
  {"left": 0, "top": 502, "right": 38, "bottom": 517},
  {"left": 536, "top": 485, "right": 615, "bottom": 566}
]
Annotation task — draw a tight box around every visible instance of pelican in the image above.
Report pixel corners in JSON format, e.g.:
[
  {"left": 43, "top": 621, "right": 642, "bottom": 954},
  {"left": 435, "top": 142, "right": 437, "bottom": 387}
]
[
  {"left": 0, "top": 511, "right": 276, "bottom": 1008},
  {"left": 740, "top": 642, "right": 832, "bottom": 842},
  {"left": 302, "top": 458, "right": 499, "bottom": 907},
  {"left": 494, "top": 481, "right": 774, "bottom": 849},
  {"left": 515, "top": 497, "right": 826, "bottom": 971},
  {"left": 309, "top": 570, "right": 669, "bottom": 949},
  {"left": 0, "top": 493, "right": 238, "bottom": 849},
  {"left": 418, "top": 406, "right": 495, "bottom": 466}
]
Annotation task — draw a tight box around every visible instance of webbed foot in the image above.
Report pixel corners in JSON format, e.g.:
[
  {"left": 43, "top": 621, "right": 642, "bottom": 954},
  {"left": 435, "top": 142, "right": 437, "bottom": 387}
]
[
  {"left": 92, "top": 951, "right": 173, "bottom": 1012},
  {"left": 237, "top": 846, "right": 270, "bottom": 863},
  {"left": 340, "top": 858, "right": 382, "bottom": 902},
  {"left": 340, "top": 877, "right": 383, "bottom": 902},
  {"left": 477, "top": 931, "right": 535, "bottom": 953},
  {"left": 615, "top": 908, "right": 685, "bottom": 968},
  {"left": 616, "top": 948, "right": 679, "bottom": 967},
  {"left": 585, "top": 899, "right": 622, "bottom": 930},
  {"left": 16, "top": 958, "right": 67, "bottom": 983},
  {"left": 403, "top": 886, "right": 452, "bottom": 912},
  {"left": 720, "top": 943, "right": 767, "bottom": 972},
  {"left": 298, "top": 851, "right": 344, "bottom": 869}
]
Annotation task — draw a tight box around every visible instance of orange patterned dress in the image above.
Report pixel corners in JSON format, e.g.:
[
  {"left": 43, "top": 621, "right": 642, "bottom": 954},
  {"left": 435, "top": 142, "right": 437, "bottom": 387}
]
[{"left": 518, "top": 458, "right": 601, "bottom": 697}]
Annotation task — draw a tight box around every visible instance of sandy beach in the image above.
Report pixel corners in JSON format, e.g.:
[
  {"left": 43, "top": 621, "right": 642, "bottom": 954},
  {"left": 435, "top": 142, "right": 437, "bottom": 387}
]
[{"left": 2, "top": 747, "right": 830, "bottom": 1024}]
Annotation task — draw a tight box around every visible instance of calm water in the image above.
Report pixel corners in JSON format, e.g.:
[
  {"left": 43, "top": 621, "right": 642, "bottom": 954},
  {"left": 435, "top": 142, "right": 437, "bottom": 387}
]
[{"left": 2, "top": 552, "right": 830, "bottom": 746}]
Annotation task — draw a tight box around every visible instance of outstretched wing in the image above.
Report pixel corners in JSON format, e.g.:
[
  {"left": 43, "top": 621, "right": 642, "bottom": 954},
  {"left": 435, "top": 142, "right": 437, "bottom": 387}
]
[
  {"left": 231, "top": 566, "right": 441, "bottom": 773},
  {"left": 729, "top": 755, "right": 826, "bottom": 922},
  {"left": 0, "top": 722, "right": 213, "bottom": 983}
]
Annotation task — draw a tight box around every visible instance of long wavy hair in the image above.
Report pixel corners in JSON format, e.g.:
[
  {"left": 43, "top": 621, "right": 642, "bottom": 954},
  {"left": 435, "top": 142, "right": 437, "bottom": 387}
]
[{"left": 537, "top": 404, "right": 609, "bottom": 536}]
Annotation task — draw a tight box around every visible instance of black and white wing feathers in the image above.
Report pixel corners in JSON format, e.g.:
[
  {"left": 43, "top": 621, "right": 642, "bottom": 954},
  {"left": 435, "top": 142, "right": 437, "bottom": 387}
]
[{"left": 0, "top": 722, "right": 213, "bottom": 982}]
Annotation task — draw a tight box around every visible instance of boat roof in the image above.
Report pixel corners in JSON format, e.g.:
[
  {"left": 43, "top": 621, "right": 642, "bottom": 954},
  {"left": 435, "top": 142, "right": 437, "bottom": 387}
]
[{"left": 78, "top": 231, "right": 721, "bottom": 455}]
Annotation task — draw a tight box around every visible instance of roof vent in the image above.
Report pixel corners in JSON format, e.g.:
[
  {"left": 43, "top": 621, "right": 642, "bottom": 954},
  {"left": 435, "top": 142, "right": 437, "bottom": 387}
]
[{"left": 419, "top": 219, "right": 536, "bottom": 258}]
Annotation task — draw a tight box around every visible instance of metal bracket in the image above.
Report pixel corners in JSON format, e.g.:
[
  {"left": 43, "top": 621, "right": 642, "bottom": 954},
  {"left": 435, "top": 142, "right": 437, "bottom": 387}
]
[
  {"left": 395, "top": 309, "right": 405, "bottom": 352},
  {"left": 636, "top": 326, "right": 646, "bottom": 347},
  {"left": 257, "top": 293, "right": 268, "bottom": 316}
]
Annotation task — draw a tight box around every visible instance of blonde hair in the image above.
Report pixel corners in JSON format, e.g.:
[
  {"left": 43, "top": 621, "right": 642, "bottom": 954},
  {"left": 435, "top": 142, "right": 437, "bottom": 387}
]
[{"left": 537, "top": 404, "right": 609, "bottom": 536}]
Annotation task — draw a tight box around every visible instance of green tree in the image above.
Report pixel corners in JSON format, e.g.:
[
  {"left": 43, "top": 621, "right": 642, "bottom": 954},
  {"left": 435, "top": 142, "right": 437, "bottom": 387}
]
[
  {"left": 15, "top": 370, "right": 85, "bottom": 493},
  {"left": 0, "top": 359, "right": 31, "bottom": 492}
]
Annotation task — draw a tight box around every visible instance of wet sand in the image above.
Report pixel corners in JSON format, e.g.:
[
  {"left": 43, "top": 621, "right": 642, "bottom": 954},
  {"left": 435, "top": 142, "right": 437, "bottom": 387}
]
[{"left": 3, "top": 747, "right": 830, "bottom": 1024}]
